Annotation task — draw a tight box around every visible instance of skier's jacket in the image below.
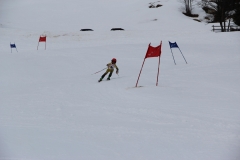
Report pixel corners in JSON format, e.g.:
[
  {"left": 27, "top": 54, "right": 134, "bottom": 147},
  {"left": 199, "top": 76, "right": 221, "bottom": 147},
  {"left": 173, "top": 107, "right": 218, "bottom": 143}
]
[{"left": 106, "top": 62, "right": 118, "bottom": 72}]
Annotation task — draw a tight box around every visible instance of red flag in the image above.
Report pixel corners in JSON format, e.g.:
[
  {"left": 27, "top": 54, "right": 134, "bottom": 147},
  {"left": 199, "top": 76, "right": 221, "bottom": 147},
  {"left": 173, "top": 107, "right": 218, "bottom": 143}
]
[
  {"left": 37, "top": 36, "right": 47, "bottom": 50},
  {"left": 39, "top": 36, "right": 46, "bottom": 42},
  {"left": 136, "top": 41, "right": 162, "bottom": 87},
  {"left": 145, "top": 44, "right": 161, "bottom": 58}
]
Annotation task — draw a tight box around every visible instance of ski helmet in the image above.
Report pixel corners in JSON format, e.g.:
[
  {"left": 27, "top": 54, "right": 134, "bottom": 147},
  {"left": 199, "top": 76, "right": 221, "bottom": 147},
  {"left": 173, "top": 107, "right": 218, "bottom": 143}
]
[{"left": 111, "top": 58, "right": 117, "bottom": 63}]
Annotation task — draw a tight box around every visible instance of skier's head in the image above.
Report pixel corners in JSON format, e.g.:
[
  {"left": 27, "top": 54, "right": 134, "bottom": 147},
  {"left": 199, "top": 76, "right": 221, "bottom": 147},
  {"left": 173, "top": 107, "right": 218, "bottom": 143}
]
[{"left": 111, "top": 58, "right": 117, "bottom": 64}]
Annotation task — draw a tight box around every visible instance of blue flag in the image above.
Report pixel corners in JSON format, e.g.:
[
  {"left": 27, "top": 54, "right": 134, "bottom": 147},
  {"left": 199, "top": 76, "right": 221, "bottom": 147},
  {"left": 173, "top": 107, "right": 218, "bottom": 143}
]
[
  {"left": 10, "top": 44, "right": 16, "bottom": 48},
  {"left": 169, "top": 41, "right": 179, "bottom": 48}
]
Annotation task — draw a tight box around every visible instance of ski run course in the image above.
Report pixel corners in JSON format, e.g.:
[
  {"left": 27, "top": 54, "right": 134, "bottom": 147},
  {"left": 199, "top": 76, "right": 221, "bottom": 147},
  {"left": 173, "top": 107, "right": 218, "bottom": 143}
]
[{"left": 0, "top": 0, "right": 240, "bottom": 159}]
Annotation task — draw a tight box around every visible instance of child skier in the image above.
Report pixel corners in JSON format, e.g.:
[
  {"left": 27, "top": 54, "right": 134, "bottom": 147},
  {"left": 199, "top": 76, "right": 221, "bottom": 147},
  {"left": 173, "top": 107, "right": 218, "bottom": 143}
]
[{"left": 98, "top": 58, "right": 119, "bottom": 82}]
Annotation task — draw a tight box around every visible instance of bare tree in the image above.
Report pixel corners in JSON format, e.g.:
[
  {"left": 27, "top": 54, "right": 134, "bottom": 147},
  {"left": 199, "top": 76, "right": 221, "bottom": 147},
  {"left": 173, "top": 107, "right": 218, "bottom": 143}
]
[
  {"left": 199, "top": 0, "right": 238, "bottom": 32},
  {"left": 183, "top": 0, "right": 194, "bottom": 15},
  {"left": 233, "top": 0, "right": 240, "bottom": 25}
]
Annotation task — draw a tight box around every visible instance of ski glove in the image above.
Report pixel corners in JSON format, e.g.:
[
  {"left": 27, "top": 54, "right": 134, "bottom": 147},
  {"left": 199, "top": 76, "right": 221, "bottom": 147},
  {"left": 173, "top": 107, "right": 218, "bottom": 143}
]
[{"left": 116, "top": 70, "right": 119, "bottom": 74}]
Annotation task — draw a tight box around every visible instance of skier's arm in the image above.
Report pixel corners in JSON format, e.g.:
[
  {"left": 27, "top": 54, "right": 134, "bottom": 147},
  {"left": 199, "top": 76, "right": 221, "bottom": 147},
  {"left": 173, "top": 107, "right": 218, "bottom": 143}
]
[{"left": 115, "top": 65, "right": 119, "bottom": 74}]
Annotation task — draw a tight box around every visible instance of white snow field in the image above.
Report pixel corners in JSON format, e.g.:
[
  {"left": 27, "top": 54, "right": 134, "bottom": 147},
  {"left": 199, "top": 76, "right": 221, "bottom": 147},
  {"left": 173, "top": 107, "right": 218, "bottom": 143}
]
[{"left": 0, "top": 0, "right": 240, "bottom": 159}]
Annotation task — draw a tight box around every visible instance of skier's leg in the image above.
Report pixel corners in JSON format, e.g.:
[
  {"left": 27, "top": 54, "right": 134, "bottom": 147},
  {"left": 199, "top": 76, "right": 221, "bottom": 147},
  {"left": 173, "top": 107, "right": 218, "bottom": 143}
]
[
  {"left": 107, "top": 70, "right": 113, "bottom": 80},
  {"left": 99, "top": 69, "right": 110, "bottom": 81}
]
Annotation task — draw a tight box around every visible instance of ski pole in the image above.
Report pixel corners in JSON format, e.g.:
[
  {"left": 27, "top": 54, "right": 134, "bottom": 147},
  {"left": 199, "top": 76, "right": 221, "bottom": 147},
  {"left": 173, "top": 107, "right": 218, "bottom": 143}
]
[{"left": 92, "top": 68, "right": 107, "bottom": 75}]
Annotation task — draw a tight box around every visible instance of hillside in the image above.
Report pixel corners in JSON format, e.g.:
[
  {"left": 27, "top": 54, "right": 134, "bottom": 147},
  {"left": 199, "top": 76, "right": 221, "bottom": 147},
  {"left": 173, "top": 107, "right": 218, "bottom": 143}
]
[{"left": 0, "top": 0, "right": 240, "bottom": 160}]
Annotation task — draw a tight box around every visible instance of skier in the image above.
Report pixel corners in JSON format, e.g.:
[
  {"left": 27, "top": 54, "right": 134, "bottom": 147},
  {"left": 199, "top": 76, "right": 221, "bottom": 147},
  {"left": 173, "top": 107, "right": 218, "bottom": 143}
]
[{"left": 98, "top": 58, "right": 119, "bottom": 82}]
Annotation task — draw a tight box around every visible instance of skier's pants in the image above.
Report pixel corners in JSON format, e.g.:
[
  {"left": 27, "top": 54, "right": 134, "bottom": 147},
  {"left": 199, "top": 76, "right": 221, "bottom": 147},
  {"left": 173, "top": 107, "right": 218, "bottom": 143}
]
[{"left": 101, "top": 69, "right": 113, "bottom": 79}]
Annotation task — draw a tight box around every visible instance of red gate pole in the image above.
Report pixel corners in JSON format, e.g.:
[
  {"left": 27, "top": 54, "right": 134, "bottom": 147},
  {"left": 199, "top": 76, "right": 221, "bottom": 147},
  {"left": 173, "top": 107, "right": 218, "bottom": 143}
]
[
  {"left": 136, "top": 58, "right": 146, "bottom": 87},
  {"left": 37, "top": 41, "right": 39, "bottom": 50},
  {"left": 156, "top": 41, "right": 162, "bottom": 86},
  {"left": 135, "top": 44, "right": 150, "bottom": 87}
]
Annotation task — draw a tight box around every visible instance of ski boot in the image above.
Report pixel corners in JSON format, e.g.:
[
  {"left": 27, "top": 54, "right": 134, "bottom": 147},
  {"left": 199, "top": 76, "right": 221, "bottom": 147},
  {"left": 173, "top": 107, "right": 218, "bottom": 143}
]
[{"left": 107, "top": 77, "right": 110, "bottom": 80}]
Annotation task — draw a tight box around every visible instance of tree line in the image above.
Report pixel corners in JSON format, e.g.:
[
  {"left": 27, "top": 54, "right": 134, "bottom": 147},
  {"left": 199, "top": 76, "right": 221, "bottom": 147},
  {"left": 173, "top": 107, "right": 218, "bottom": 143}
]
[{"left": 183, "top": 0, "right": 240, "bottom": 32}]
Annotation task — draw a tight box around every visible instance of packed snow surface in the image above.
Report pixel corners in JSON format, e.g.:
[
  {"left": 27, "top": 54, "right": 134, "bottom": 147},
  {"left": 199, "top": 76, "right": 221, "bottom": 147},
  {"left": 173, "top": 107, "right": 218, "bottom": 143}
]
[{"left": 0, "top": 0, "right": 240, "bottom": 159}]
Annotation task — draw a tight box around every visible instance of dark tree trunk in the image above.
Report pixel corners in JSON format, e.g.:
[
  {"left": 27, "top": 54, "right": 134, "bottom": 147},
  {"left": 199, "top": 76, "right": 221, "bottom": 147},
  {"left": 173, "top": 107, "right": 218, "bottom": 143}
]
[
  {"left": 184, "top": 0, "right": 193, "bottom": 15},
  {"left": 202, "top": 0, "right": 238, "bottom": 32}
]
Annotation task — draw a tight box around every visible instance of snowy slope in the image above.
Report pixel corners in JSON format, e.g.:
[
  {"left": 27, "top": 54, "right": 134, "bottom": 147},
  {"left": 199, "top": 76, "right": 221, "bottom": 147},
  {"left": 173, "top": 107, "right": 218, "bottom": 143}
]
[{"left": 0, "top": 0, "right": 240, "bottom": 160}]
